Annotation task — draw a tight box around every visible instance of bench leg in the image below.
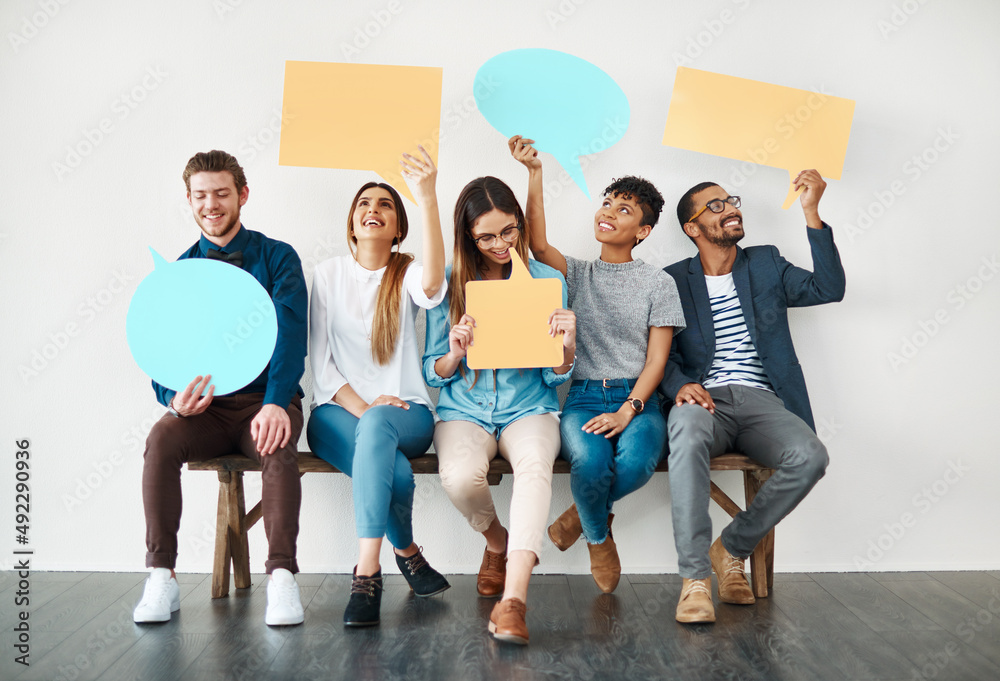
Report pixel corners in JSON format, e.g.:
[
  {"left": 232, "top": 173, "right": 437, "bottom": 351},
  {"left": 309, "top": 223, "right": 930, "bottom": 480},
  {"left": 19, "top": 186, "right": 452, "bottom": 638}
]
[
  {"left": 212, "top": 472, "right": 233, "bottom": 598},
  {"left": 744, "top": 469, "right": 775, "bottom": 599},
  {"left": 212, "top": 471, "right": 252, "bottom": 598},
  {"left": 228, "top": 472, "right": 251, "bottom": 591}
]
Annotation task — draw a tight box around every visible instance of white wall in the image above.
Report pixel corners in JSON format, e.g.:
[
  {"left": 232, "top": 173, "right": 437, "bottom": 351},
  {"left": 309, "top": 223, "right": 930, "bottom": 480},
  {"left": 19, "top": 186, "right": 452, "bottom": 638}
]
[{"left": 2, "top": 0, "right": 997, "bottom": 575}]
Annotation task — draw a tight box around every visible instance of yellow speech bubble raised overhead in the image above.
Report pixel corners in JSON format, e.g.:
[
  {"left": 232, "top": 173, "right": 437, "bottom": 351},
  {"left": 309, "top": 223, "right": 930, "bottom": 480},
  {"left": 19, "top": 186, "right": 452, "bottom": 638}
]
[
  {"left": 465, "top": 253, "right": 564, "bottom": 370},
  {"left": 278, "top": 61, "right": 443, "bottom": 203},
  {"left": 663, "top": 67, "right": 856, "bottom": 209}
]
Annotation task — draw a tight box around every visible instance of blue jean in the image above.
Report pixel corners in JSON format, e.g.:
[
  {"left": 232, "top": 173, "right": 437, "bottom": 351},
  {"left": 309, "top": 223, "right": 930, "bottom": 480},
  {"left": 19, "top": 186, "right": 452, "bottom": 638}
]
[
  {"left": 559, "top": 380, "right": 666, "bottom": 544},
  {"left": 306, "top": 401, "right": 433, "bottom": 549}
]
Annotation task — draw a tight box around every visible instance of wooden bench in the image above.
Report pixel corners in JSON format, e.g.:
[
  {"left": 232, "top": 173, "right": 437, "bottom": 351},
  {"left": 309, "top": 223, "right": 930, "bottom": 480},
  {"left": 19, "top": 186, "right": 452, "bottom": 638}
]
[{"left": 187, "top": 453, "right": 775, "bottom": 600}]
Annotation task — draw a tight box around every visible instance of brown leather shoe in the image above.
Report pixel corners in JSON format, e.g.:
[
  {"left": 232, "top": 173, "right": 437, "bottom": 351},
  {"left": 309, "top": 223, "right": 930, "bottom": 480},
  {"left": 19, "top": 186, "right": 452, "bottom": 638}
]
[
  {"left": 586, "top": 526, "right": 621, "bottom": 593},
  {"left": 477, "top": 545, "right": 506, "bottom": 597},
  {"left": 676, "top": 578, "right": 716, "bottom": 623},
  {"left": 710, "top": 537, "right": 755, "bottom": 604},
  {"left": 547, "top": 504, "right": 582, "bottom": 551},
  {"left": 488, "top": 597, "right": 529, "bottom": 645}
]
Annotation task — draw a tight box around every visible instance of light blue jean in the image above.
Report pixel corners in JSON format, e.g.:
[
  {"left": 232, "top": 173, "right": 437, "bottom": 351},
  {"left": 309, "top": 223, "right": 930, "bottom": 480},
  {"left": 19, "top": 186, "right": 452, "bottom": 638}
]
[
  {"left": 306, "top": 401, "right": 433, "bottom": 549},
  {"left": 559, "top": 380, "right": 666, "bottom": 544}
]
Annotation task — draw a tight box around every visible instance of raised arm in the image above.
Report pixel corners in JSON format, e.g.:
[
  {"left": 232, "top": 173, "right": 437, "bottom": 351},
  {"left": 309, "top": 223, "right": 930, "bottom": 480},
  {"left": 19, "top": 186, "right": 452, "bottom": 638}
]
[
  {"left": 795, "top": 168, "right": 825, "bottom": 231},
  {"left": 508, "top": 135, "right": 567, "bottom": 277},
  {"left": 401, "top": 145, "right": 446, "bottom": 298},
  {"left": 769, "top": 170, "right": 845, "bottom": 307}
]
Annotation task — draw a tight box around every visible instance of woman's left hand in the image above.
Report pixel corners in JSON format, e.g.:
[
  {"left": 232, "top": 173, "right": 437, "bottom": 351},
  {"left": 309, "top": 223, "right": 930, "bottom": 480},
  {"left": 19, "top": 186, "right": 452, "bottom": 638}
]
[
  {"left": 365, "top": 394, "right": 410, "bottom": 413},
  {"left": 400, "top": 145, "right": 437, "bottom": 204},
  {"left": 582, "top": 407, "right": 634, "bottom": 438},
  {"left": 548, "top": 308, "right": 576, "bottom": 349}
]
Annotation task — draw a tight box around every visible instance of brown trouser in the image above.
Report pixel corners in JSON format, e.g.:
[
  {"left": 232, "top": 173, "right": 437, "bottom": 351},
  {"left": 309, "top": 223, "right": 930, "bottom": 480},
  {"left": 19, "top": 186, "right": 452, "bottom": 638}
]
[{"left": 142, "top": 393, "right": 303, "bottom": 573}]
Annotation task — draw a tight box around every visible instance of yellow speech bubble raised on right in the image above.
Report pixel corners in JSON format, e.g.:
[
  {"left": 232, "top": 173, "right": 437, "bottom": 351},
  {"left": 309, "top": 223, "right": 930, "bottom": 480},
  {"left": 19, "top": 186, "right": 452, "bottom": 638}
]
[{"left": 662, "top": 67, "right": 856, "bottom": 209}]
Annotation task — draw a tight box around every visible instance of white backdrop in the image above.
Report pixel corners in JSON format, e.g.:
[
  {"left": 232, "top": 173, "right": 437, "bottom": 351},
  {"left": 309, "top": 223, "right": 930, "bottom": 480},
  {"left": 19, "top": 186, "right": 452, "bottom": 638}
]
[{"left": 2, "top": 0, "right": 997, "bottom": 575}]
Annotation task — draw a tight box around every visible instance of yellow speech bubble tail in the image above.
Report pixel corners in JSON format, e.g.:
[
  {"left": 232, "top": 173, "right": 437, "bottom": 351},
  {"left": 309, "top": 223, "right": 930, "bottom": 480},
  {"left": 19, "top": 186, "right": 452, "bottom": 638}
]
[
  {"left": 508, "top": 250, "right": 530, "bottom": 279},
  {"left": 781, "top": 173, "right": 804, "bottom": 210},
  {"left": 377, "top": 168, "right": 416, "bottom": 204}
]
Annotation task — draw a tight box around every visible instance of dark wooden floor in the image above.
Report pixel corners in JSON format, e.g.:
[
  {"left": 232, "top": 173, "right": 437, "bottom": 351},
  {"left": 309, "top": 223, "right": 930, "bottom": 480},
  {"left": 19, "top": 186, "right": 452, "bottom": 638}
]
[{"left": 2, "top": 570, "right": 998, "bottom": 681}]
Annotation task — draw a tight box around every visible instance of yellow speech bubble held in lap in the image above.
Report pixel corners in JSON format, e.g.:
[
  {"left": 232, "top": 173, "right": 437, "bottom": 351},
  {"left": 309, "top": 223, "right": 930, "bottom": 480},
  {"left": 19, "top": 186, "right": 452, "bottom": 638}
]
[
  {"left": 465, "top": 253, "right": 563, "bottom": 370},
  {"left": 663, "top": 67, "right": 856, "bottom": 209}
]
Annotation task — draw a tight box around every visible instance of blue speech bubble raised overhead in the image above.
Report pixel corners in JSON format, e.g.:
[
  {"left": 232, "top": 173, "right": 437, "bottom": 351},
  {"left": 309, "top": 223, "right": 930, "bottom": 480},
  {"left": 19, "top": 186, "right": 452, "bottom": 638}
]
[
  {"left": 126, "top": 249, "right": 278, "bottom": 396},
  {"left": 474, "top": 49, "right": 630, "bottom": 198}
]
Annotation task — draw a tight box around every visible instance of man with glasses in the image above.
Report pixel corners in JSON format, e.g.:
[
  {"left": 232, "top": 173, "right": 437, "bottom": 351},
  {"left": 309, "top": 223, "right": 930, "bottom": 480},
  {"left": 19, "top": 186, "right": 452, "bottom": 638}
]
[{"left": 661, "top": 171, "right": 845, "bottom": 624}]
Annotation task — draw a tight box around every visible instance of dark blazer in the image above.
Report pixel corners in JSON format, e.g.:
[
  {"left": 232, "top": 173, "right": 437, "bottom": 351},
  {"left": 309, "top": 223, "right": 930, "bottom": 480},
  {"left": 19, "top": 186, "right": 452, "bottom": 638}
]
[{"left": 659, "top": 225, "right": 845, "bottom": 431}]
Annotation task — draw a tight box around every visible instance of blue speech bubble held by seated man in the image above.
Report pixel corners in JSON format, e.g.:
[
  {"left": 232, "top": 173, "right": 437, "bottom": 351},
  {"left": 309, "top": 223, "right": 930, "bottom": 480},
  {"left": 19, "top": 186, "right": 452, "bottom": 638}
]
[
  {"left": 126, "top": 248, "right": 278, "bottom": 395},
  {"left": 474, "top": 49, "right": 630, "bottom": 198}
]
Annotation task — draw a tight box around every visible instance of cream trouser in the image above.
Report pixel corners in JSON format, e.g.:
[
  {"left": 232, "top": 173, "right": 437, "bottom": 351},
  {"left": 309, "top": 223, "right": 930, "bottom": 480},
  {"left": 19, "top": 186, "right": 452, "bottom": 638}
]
[{"left": 434, "top": 413, "right": 559, "bottom": 558}]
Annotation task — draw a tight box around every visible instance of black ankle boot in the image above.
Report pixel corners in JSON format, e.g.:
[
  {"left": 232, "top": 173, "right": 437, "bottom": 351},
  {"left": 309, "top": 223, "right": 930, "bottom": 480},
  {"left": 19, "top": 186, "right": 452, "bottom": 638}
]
[
  {"left": 344, "top": 568, "right": 382, "bottom": 627},
  {"left": 395, "top": 547, "right": 450, "bottom": 597}
]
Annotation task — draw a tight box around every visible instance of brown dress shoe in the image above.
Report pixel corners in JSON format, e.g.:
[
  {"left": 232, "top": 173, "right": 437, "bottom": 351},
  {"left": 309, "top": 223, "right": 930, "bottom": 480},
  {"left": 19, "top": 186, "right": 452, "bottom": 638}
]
[
  {"left": 547, "top": 504, "right": 582, "bottom": 551},
  {"left": 676, "top": 578, "right": 716, "bottom": 623},
  {"left": 586, "top": 525, "right": 621, "bottom": 593},
  {"left": 488, "top": 597, "right": 529, "bottom": 645},
  {"left": 477, "top": 545, "right": 506, "bottom": 597},
  {"left": 709, "top": 537, "right": 755, "bottom": 604}
]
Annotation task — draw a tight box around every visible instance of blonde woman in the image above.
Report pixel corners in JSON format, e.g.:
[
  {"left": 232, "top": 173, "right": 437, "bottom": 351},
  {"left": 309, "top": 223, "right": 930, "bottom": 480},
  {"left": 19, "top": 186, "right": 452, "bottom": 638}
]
[{"left": 307, "top": 147, "right": 449, "bottom": 627}]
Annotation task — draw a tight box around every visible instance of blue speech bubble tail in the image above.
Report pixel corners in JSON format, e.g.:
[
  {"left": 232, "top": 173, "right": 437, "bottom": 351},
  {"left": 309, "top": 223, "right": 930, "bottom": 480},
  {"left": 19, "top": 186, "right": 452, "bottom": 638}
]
[
  {"left": 149, "top": 247, "right": 169, "bottom": 270},
  {"left": 557, "top": 154, "right": 590, "bottom": 198}
]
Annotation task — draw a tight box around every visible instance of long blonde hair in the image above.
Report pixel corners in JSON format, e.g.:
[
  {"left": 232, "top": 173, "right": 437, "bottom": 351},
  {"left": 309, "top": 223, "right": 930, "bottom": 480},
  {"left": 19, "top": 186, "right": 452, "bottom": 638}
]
[
  {"left": 448, "top": 177, "right": 531, "bottom": 386},
  {"left": 347, "top": 182, "right": 414, "bottom": 366}
]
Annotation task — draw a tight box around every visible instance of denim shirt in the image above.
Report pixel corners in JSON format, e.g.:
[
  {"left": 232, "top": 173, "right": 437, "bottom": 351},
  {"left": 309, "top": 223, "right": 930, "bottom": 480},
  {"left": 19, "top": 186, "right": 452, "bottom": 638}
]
[{"left": 422, "top": 260, "right": 571, "bottom": 437}]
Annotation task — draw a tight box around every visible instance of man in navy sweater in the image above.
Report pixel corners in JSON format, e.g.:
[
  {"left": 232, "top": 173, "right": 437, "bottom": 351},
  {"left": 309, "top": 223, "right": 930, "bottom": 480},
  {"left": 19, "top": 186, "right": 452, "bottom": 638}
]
[
  {"left": 133, "top": 150, "right": 308, "bottom": 627},
  {"left": 661, "top": 170, "right": 845, "bottom": 623}
]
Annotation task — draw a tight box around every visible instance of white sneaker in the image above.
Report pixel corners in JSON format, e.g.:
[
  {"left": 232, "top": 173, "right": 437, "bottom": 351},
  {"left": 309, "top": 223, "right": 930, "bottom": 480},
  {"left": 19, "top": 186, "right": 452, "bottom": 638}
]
[
  {"left": 266, "top": 568, "right": 304, "bottom": 626},
  {"left": 133, "top": 568, "right": 180, "bottom": 623}
]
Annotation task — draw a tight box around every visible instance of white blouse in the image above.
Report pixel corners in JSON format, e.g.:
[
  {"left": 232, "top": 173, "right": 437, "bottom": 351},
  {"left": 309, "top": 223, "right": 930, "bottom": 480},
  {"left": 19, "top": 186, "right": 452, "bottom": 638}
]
[{"left": 309, "top": 255, "right": 446, "bottom": 409}]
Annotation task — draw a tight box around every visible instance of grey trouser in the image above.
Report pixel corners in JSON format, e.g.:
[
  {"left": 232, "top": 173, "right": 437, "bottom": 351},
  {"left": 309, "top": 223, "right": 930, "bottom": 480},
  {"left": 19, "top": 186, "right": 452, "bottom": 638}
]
[{"left": 666, "top": 385, "right": 829, "bottom": 579}]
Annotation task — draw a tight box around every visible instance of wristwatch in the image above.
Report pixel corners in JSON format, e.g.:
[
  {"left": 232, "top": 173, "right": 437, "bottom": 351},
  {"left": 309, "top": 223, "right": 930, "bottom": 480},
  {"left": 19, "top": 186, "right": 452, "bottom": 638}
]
[
  {"left": 626, "top": 397, "right": 644, "bottom": 414},
  {"left": 167, "top": 399, "right": 184, "bottom": 418}
]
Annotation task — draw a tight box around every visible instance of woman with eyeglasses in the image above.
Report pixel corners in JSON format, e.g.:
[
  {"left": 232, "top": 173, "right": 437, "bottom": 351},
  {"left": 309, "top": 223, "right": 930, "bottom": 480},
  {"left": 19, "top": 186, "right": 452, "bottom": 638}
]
[
  {"left": 422, "top": 176, "right": 576, "bottom": 645},
  {"left": 306, "top": 146, "right": 450, "bottom": 628}
]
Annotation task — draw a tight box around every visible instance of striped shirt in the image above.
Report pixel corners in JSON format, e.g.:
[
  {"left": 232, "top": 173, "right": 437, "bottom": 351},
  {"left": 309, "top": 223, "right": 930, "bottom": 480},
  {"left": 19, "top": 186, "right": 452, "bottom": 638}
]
[{"left": 702, "top": 273, "right": 773, "bottom": 392}]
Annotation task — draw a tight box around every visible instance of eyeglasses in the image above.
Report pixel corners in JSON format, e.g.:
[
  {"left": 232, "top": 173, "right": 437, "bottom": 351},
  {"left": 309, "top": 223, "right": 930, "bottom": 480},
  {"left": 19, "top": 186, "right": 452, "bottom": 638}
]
[
  {"left": 471, "top": 225, "right": 520, "bottom": 249},
  {"left": 688, "top": 196, "right": 741, "bottom": 223}
]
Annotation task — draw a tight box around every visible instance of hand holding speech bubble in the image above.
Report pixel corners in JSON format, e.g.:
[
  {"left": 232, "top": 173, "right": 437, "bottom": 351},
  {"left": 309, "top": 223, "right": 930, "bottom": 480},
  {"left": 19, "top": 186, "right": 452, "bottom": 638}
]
[
  {"left": 126, "top": 249, "right": 278, "bottom": 396},
  {"left": 474, "top": 49, "right": 629, "bottom": 198},
  {"left": 278, "top": 61, "right": 443, "bottom": 203},
  {"left": 465, "top": 253, "right": 563, "bottom": 370},
  {"left": 662, "top": 67, "right": 856, "bottom": 209}
]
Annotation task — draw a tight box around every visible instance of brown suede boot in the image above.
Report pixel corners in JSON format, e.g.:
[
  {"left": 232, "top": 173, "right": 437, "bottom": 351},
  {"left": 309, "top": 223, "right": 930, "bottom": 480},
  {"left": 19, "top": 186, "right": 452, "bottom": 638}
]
[
  {"left": 710, "top": 537, "right": 755, "bottom": 605},
  {"left": 676, "top": 578, "right": 716, "bottom": 623},
  {"left": 547, "top": 504, "right": 582, "bottom": 551},
  {"left": 586, "top": 521, "right": 621, "bottom": 593}
]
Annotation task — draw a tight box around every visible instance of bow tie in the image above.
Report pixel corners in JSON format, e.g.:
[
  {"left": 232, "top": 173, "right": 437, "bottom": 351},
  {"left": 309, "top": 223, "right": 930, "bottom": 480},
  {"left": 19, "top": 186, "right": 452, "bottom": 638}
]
[{"left": 206, "top": 248, "right": 243, "bottom": 268}]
